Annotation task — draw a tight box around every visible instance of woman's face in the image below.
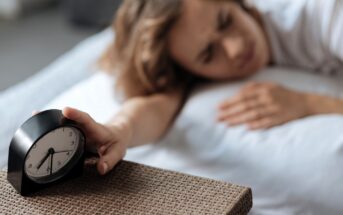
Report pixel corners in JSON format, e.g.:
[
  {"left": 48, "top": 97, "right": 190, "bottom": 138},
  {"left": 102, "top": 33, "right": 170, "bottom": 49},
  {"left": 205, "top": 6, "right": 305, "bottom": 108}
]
[{"left": 167, "top": 0, "right": 270, "bottom": 80}]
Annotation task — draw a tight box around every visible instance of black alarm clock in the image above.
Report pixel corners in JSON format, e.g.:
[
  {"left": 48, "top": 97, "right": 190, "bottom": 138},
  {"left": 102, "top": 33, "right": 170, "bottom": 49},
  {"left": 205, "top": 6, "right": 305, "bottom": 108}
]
[{"left": 7, "top": 109, "right": 86, "bottom": 196}]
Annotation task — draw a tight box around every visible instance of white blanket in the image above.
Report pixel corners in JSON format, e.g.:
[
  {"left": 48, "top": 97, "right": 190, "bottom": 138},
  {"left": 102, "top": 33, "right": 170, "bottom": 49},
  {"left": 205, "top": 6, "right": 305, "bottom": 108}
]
[{"left": 2, "top": 28, "right": 343, "bottom": 214}]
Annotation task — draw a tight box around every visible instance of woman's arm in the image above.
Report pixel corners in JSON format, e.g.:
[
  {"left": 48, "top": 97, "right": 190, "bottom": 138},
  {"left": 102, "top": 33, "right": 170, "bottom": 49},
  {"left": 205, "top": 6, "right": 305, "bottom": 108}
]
[
  {"left": 107, "top": 89, "right": 184, "bottom": 148},
  {"left": 62, "top": 88, "right": 184, "bottom": 175},
  {"left": 305, "top": 93, "right": 343, "bottom": 115}
]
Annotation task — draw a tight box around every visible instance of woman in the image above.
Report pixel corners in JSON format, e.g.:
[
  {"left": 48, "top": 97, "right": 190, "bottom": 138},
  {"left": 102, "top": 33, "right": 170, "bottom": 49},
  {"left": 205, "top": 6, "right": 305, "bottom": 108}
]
[{"left": 61, "top": 0, "right": 343, "bottom": 175}]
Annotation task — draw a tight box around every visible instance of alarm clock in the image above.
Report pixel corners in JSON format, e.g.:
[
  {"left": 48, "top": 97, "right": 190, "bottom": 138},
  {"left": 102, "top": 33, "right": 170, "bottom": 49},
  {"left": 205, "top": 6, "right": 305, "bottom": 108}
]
[{"left": 7, "top": 109, "right": 86, "bottom": 196}]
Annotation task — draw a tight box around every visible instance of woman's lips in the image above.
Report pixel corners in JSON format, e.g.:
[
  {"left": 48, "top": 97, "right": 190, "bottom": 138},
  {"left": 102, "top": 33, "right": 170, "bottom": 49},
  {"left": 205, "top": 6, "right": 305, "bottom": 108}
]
[{"left": 239, "top": 43, "right": 255, "bottom": 69}]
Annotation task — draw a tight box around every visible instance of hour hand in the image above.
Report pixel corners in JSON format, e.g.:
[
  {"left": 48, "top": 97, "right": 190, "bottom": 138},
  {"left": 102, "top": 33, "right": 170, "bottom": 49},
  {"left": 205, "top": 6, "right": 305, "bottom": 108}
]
[
  {"left": 49, "top": 152, "right": 54, "bottom": 175},
  {"left": 36, "top": 151, "right": 51, "bottom": 170}
]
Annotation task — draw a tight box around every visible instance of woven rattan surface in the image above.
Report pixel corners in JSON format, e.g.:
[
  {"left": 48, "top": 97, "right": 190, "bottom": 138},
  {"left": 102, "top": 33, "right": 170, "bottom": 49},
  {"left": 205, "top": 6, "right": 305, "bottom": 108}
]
[{"left": 0, "top": 160, "right": 252, "bottom": 215}]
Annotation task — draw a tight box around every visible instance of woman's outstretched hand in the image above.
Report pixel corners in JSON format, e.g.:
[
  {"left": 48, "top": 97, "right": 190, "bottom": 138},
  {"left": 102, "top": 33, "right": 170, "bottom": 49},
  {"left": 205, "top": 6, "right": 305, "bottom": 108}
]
[
  {"left": 62, "top": 107, "right": 132, "bottom": 175},
  {"left": 217, "top": 82, "right": 310, "bottom": 130}
]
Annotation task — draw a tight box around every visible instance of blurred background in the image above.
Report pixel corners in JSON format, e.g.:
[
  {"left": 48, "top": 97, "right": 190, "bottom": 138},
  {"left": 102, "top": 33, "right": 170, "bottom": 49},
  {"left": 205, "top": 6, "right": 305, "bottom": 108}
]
[{"left": 0, "top": 0, "right": 122, "bottom": 91}]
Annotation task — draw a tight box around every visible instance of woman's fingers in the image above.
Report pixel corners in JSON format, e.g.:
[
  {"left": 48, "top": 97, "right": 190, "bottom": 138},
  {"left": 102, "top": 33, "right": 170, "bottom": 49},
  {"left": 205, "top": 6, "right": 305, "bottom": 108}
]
[
  {"left": 218, "top": 85, "right": 266, "bottom": 110},
  {"left": 218, "top": 99, "right": 262, "bottom": 120},
  {"left": 219, "top": 103, "right": 279, "bottom": 126},
  {"left": 32, "top": 110, "right": 39, "bottom": 116},
  {"left": 98, "top": 143, "right": 112, "bottom": 156},
  {"left": 63, "top": 107, "right": 97, "bottom": 135},
  {"left": 248, "top": 118, "right": 277, "bottom": 130},
  {"left": 218, "top": 92, "right": 258, "bottom": 110},
  {"left": 97, "top": 142, "right": 126, "bottom": 175},
  {"left": 62, "top": 107, "right": 96, "bottom": 127},
  {"left": 62, "top": 107, "right": 111, "bottom": 148},
  {"left": 63, "top": 106, "right": 126, "bottom": 175},
  {"left": 224, "top": 109, "right": 266, "bottom": 126}
]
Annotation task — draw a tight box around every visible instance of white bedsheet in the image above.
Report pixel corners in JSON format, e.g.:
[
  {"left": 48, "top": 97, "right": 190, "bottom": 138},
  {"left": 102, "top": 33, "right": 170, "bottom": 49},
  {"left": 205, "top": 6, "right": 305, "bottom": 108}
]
[{"left": 1, "top": 28, "right": 343, "bottom": 214}]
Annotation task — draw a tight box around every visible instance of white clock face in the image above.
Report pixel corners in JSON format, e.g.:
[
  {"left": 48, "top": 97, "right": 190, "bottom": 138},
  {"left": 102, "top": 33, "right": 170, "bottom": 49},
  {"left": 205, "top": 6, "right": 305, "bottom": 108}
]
[{"left": 24, "top": 127, "right": 83, "bottom": 182}]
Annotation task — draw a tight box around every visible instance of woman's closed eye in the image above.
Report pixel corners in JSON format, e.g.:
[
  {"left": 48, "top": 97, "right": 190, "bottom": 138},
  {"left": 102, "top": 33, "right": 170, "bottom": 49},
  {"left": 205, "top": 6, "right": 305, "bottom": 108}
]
[
  {"left": 202, "top": 43, "right": 215, "bottom": 64},
  {"left": 197, "top": 10, "right": 233, "bottom": 65},
  {"left": 217, "top": 9, "right": 233, "bottom": 32}
]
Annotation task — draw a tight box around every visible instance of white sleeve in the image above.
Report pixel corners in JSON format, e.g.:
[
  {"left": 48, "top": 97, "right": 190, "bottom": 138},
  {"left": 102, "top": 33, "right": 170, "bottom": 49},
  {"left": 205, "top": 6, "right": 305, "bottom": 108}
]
[{"left": 317, "top": 0, "right": 343, "bottom": 61}]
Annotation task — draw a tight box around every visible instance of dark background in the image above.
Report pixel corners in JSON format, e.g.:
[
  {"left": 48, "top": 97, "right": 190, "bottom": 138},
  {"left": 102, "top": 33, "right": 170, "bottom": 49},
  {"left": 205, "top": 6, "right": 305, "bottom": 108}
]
[{"left": 0, "top": 0, "right": 122, "bottom": 91}]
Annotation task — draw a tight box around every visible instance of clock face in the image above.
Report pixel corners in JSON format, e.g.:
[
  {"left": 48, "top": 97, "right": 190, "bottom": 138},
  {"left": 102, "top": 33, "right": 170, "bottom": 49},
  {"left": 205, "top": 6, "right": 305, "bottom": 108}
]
[{"left": 24, "top": 126, "right": 84, "bottom": 184}]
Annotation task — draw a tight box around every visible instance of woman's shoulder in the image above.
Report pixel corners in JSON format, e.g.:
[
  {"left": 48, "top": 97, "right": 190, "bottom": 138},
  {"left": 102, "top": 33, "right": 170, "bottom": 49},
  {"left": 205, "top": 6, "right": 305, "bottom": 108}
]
[
  {"left": 249, "top": 0, "right": 343, "bottom": 73},
  {"left": 249, "top": 0, "right": 342, "bottom": 42}
]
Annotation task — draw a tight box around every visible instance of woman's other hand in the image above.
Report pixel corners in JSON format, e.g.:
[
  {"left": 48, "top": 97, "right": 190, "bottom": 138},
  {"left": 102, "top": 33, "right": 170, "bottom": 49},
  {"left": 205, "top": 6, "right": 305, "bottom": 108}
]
[
  {"left": 62, "top": 107, "right": 132, "bottom": 175},
  {"left": 217, "top": 82, "right": 309, "bottom": 130}
]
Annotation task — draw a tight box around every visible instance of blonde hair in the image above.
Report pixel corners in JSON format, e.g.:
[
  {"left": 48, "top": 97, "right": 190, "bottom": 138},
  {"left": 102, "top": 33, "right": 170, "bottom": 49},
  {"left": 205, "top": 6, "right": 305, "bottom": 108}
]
[{"left": 100, "top": 0, "right": 246, "bottom": 99}]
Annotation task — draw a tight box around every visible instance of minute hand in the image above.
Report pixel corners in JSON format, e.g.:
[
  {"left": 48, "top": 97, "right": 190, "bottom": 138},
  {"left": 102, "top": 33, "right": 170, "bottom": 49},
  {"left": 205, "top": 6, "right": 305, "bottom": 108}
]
[{"left": 54, "top": 150, "right": 73, "bottom": 154}]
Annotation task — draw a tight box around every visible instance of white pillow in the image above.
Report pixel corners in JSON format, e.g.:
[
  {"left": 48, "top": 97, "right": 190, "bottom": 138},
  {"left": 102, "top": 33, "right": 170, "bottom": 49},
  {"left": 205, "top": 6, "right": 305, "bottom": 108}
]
[
  {"left": 40, "top": 67, "right": 343, "bottom": 215},
  {"left": 161, "top": 67, "right": 343, "bottom": 215}
]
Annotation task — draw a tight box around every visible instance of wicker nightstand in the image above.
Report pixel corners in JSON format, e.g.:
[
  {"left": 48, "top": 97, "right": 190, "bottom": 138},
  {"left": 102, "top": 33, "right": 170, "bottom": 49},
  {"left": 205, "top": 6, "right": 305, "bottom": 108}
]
[{"left": 0, "top": 160, "right": 252, "bottom": 214}]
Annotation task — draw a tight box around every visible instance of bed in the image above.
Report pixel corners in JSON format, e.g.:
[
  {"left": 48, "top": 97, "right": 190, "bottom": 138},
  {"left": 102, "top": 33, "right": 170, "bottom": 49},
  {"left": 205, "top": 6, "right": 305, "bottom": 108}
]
[{"left": 1, "top": 29, "right": 343, "bottom": 215}]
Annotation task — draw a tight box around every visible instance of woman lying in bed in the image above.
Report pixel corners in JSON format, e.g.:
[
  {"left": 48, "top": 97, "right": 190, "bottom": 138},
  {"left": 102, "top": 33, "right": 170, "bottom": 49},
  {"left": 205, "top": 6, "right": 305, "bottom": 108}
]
[{"left": 58, "top": 0, "right": 343, "bottom": 175}]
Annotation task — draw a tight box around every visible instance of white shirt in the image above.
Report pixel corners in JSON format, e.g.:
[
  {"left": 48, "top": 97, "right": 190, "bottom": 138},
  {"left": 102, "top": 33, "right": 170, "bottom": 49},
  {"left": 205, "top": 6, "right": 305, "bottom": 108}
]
[{"left": 249, "top": 0, "right": 343, "bottom": 76}]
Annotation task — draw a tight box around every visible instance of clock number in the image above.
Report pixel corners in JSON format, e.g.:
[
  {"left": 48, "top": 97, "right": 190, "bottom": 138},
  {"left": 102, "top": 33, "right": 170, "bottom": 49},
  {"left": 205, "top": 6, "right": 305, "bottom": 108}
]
[
  {"left": 69, "top": 131, "right": 73, "bottom": 137},
  {"left": 57, "top": 161, "right": 62, "bottom": 166},
  {"left": 28, "top": 164, "right": 32, "bottom": 169}
]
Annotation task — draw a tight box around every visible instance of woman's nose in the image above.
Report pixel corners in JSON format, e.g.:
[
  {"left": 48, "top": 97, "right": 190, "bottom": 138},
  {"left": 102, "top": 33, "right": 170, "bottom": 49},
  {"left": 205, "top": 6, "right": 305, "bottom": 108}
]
[{"left": 221, "top": 36, "right": 245, "bottom": 60}]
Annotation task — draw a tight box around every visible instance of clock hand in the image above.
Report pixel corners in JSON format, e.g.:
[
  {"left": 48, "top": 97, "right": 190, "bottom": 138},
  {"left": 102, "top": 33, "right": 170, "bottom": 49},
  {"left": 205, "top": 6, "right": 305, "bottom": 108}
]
[
  {"left": 37, "top": 150, "right": 51, "bottom": 170},
  {"left": 37, "top": 148, "right": 55, "bottom": 170},
  {"left": 54, "top": 150, "right": 73, "bottom": 154},
  {"left": 50, "top": 152, "right": 54, "bottom": 175}
]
